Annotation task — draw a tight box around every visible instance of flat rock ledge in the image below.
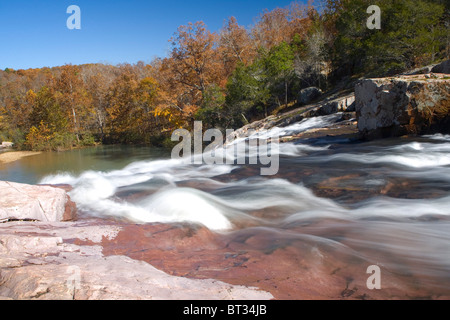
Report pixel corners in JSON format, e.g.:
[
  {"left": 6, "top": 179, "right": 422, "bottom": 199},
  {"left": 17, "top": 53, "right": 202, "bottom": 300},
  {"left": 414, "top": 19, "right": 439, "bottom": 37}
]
[
  {"left": 0, "top": 220, "right": 273, "bottom": 300},
  {"left": 0, "top": 181, "right": 76, "bottom": 222}
]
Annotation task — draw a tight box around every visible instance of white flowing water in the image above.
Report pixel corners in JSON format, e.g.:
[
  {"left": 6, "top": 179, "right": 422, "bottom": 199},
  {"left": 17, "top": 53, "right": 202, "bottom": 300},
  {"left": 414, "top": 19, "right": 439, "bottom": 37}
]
[{"left": 12, "top": 114, "right": 450, "bottom": 293}]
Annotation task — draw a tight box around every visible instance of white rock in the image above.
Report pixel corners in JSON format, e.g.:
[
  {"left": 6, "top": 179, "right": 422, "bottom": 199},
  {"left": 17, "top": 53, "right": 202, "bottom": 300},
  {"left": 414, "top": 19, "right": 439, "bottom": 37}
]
[{"left": 0, "top": 181, "right": 70, "bottom": 222}]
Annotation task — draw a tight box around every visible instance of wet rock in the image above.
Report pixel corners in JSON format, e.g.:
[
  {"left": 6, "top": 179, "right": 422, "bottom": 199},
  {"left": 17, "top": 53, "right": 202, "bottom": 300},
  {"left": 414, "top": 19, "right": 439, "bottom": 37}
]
[
  {"left": 0, "top": 221, "right": 273, "bottom": 300},
  {"left": 355, "top": 74, "right": 450, "bottom": 140},
  {"left": 100, "top": 222, "right": 450, "bottom": 300},
  {"left": 312, "top": 173, "right": 373, "bottom": 202},
  {"left": 0, "top": 181, "right": 77, "bottom": 222},
  {"left": 3, "top": 218, "right": 448, "bottom": 300},
  {"left": 280, "top": 117, "right": 358, "bottom": 143},
  {"left": 225, "top": 120, "right": 267, "bottom": 143},
  {"left": 276, "top": 113, "right": 305, "bottom": 127},
  {"left": 313, "top": 94, "right": 356, "bottom": 116}
]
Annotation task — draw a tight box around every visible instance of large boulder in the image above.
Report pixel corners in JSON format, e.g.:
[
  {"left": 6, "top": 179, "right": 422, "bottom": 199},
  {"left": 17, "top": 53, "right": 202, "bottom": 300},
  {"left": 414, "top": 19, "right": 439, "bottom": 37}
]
[
  {"left": 431, "top": 59, "right": 450, "bottom": 74},
  {"left": 0, "top": 181, "right": 77, "bottom": 222},
  {"left": 298, "top": 87, "right": 323, "bottom": 105},
  {"left": 355, "top": 75, "right": 450, "bottom": 140}
]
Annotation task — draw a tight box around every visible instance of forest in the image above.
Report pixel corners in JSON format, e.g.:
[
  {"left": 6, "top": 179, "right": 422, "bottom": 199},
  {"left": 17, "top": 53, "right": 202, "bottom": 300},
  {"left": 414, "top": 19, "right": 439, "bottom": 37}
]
[{"left": 1, "top": 0, "right": 449, "bottom": 151}]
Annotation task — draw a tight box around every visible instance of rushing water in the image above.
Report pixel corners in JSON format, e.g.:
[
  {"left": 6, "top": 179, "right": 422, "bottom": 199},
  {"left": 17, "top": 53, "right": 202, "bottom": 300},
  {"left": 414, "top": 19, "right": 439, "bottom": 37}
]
[{"left": 2, "top": 114, "right": 450, "bottom": 296}]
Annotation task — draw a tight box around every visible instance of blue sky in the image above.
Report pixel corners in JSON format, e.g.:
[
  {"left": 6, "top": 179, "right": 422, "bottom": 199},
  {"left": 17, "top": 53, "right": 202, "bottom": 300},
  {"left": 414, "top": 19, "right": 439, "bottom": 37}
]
[{"left": 0, "top": 0, "right": 302, "bottom": 70}]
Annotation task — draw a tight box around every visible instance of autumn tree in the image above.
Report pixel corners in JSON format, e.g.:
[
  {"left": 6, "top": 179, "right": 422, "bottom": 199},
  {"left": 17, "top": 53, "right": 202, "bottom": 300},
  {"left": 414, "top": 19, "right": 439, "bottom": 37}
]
[
  {"left": 105, "top": 66, "right": 160, "bottom": 143},
  {"left": 252, "top": 7, "right": 292, "bottom": 50},
  {"left": 168, "top": 21, "right": 224, "bottom": 116},
  {"left": 136, "top": 76, "right": 160, "bottom": 137},
  {"left": 219, "top": 17, "right": 255, "bottom": 76},
  {"left": 82, "top": 64, "right": 118, "bottom": 142},
  {"left": 288, "top": 1, "right": 316, "bottom": 40},
  {"left": 105, "top": 68, "right": 138, "bottom": 142},
  {"left": 54, "top": 65, "right": 89, "bottom": 142},
  {"left": 251, "top": 2, "right": 315, "bottom": 50},
  {"left": 28, "top": 86, "right": 61, "bottom": 132},
  {"left": 151, "top": 57, "right": 187, "bottom": 132}
]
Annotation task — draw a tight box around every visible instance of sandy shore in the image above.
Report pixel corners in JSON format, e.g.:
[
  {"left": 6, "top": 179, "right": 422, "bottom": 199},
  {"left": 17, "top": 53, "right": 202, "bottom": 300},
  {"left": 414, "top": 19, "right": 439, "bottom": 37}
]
[{"left": 0, "top": 151, "right": 42, "bottom": 164}]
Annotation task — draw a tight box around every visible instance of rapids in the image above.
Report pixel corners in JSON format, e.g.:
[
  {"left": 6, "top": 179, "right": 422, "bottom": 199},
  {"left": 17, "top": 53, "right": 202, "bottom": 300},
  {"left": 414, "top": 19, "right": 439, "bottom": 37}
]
[{"left": 11, "top": 114, "right": 450, "bottom": 295}]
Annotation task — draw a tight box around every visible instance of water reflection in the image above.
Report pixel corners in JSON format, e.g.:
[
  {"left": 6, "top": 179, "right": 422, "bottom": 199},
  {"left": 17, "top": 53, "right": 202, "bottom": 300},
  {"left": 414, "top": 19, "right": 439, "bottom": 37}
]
[{"left": 0, "top": 145, "right": 171, "bottom": 184}]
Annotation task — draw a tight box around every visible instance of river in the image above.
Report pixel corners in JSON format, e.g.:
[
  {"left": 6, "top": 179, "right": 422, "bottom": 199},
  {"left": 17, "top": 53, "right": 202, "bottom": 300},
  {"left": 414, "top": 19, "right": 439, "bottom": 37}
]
[{"left": 1, "top": 114, "right": 450, "bottom": 298}]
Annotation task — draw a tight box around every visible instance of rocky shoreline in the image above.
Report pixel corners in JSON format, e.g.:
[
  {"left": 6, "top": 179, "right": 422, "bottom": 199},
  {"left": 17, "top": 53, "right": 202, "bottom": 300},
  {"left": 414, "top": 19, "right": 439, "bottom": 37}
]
[
  {"left": 356, "top": 73, "right": 450, "bottom": 140},
  {"left": 226, "top": 59, "right": 449, "bottom": 144},
  {"left": 1, "top": 60, "right": 449, "bottom": 300},
  {"left": 2, "top": 213, "right": 449, "bottom": 300},
  {"left": 0, "top": 219, "right": 273, "bottom": 300}
]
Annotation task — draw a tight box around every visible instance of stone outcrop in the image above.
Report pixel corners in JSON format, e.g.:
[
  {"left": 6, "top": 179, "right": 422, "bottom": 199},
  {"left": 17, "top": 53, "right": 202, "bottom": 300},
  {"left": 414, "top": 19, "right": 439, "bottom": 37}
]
[
  {"left": 0, "top": 181, "right": 76, "bottom": 222},
  {"left": 355, "top": 74, "right": 450, "bottom": 140},
  {"left": 298, "top": 87, "right": 322, "bottom": 105},
  {"left": 401, "top": 59, "right": 449, "bottom": 76},
  {"left": 225, "top": 92, "right": 356, "bottom": 143},
  {"left": 306, "top": 93, "right": 355, "bottom": 116},
  {"left": 0, "top": 221, "right": 273, "bottom": 300},
  {"left": 431, "top": 59, "right": 450, "bottom": 74},
  {"left": 226, "top": 62, "right": 449, "bottom": 143}
]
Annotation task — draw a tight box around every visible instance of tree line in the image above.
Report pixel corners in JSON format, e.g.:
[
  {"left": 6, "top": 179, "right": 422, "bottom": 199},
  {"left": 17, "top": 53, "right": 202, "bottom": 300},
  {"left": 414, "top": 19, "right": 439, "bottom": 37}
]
[{"left": 1, "top": 0, "right": 448, "bottom": 151}]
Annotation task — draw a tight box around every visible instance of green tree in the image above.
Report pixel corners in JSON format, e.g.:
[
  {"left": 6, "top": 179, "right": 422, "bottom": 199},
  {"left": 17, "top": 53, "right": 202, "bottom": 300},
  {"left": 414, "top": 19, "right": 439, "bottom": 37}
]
[
  {"left": 225, "top": 60, "right": 270, "bottom": 126},
  {"left": 196, "top": 84, "right": 227, "bottom": 129},
  {"left": 263, "top": 41, "right": 297, "bottom": 108},
  {"left": 327, "top": 0, "right": 448, "bottom": 77}
]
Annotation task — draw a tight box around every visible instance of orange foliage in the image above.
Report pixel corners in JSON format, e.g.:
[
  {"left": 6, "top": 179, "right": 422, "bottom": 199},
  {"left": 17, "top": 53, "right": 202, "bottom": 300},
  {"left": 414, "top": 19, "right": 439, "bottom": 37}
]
[
  {"left": 0, "top": 1, "right": 323, "bottom": 147},
  {"left": 252, "top": 1, "right": 315, "bottom": 49},
  {"left": 219, "top": 17, "right": 256, "bottom": 77}
]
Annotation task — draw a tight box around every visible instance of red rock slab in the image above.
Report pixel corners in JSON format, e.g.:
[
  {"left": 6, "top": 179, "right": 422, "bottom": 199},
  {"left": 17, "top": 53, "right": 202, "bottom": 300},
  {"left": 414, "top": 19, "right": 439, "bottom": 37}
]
[{"left": 100, "top": 221, "right": 449, "bottom": 300}]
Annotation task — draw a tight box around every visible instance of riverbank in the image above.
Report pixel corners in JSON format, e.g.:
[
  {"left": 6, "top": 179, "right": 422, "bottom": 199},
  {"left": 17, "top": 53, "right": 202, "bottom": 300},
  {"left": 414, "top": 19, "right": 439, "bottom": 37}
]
[
  {"left": 2, "top": 130, "right": 450, "bottom": 299},
  {"left": 0, "top": 151, "right": 42, "bottom": 164},
  {"left": 1, "top": 63, "right": 449, "bottom": 300},
  {"left": 0, "top": 219, "right": 273, "bottom": 300}
]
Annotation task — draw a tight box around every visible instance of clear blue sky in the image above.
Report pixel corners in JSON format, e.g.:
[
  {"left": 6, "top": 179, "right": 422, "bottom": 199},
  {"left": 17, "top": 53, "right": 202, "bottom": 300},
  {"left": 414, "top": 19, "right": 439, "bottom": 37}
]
[{"left": 0, "top": 0, "right": 303, "bottom": 70}]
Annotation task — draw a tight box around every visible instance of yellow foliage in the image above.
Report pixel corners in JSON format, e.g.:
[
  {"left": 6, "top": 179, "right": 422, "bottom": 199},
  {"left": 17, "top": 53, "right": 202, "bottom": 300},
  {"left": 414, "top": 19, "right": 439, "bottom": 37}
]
[
  {"left": 154, "top": 104, "right": 185, "bottom": 130},
  {"left": 25, "top": 121, "right": 55, "bottom": 151}
]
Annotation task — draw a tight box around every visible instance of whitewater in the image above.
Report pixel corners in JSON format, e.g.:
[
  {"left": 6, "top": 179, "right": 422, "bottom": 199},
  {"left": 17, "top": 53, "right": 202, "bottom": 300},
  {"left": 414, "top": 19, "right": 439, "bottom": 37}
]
[{"left": 39, "top": 114, "right": 450, "bottom": 289}]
